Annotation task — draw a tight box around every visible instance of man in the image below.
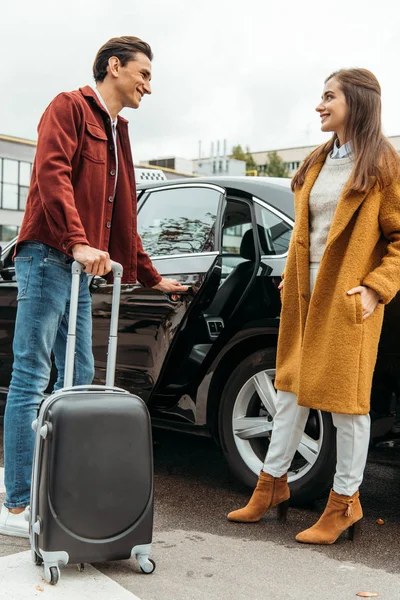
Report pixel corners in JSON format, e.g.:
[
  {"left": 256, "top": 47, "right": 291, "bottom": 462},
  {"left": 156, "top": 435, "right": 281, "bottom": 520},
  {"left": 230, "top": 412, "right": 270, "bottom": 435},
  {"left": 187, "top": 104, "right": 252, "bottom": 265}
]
[{"left": 0, "top": 36, "right": 187, "bottom": 538}]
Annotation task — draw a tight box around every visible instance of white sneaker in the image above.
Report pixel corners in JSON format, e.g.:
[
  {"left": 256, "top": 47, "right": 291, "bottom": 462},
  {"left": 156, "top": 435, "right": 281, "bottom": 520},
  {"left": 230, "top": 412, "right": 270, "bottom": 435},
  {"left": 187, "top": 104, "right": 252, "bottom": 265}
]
[{"left": 0, "top": 505, "right": 29, "bottom": 538}]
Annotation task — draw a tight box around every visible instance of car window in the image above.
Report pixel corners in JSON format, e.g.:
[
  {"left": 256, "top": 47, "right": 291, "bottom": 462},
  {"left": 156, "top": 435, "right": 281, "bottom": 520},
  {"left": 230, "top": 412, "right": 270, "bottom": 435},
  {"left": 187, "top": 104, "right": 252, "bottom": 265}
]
[
  {"left": 138, "top": 187, "right": 221, "bottom": 256},
  {"left": 222, "top": 223, "right": 252, "bottom": 254},
  {"left": 221, "top": 199, "right": 253, "bottom": 277},
  {"left": 254, "top": 203, "right": 292, "bottom": 255}
]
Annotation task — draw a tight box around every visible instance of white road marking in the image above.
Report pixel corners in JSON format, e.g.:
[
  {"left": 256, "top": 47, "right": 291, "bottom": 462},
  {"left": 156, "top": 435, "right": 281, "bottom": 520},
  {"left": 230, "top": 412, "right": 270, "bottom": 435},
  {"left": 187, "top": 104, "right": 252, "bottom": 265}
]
[
  {"left": 0, "top": 551, "right": 142, "bottom": 599},
  {"left": 0, "top": 467, "right": 5, "bottom": 493}
]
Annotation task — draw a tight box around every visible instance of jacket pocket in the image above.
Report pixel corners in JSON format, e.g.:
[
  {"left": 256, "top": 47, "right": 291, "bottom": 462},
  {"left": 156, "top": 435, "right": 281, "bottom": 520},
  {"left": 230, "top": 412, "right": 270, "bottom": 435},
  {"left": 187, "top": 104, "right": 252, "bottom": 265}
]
[
  {"left": 14, "top": 256, "right": 33, "bottom": 300},
  {"left": 81, "top": 122, "right": 108, "bottom": 164}
]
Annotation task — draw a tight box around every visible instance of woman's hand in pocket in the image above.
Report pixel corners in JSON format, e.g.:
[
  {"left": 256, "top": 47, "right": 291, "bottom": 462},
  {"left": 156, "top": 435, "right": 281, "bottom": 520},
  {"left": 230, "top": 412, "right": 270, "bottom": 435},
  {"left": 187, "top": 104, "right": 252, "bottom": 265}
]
[{"left": 347, "top": 285, "right": 381, "bottom": 320}]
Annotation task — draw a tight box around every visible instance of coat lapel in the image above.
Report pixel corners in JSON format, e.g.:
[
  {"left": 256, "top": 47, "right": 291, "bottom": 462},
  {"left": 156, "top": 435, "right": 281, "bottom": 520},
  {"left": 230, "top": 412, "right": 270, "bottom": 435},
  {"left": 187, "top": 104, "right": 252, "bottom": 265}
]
[
  {"left": 325, "top": 188, "right": 369, "bottom": 250},
  {"left": 297, "top": 154, "right": 369, "bottom": 258},
  {"left": 295, "top": 157, "right": 326, "bottom": 302},
  {"left": 295, "top": 159, "right": 325, "bottom": 242}
]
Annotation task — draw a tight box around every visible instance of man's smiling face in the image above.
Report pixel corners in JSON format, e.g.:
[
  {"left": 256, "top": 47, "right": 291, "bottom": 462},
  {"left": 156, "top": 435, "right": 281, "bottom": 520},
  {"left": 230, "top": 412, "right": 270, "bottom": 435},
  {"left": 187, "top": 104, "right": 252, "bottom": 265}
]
[{"left": 115, "top": 52, "right": 152, "bottom": 109}]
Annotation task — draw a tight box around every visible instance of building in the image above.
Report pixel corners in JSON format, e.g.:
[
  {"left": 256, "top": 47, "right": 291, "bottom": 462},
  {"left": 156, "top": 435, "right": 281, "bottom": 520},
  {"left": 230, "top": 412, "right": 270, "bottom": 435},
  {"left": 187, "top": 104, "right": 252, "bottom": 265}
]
[
  {"left": 192, "top": 139, "right": 246, "bottom": 176},
  {"left": 145, "top": 142, "right": 246, "bottom": 178},
  {"left": 144, "top": 155, "right": 246, "bottom": 177},
  {"left": 143, "top": 157, "right": 196, "bottom": 179},
  {"left": 0, "top": 134, "right": 36, "bottom": 243},
  {"left": 193, "top": 156, "right": 245, "bottom": 177},
  {"left": 252, "top": 135, "right": 400, "bottom": 176}
]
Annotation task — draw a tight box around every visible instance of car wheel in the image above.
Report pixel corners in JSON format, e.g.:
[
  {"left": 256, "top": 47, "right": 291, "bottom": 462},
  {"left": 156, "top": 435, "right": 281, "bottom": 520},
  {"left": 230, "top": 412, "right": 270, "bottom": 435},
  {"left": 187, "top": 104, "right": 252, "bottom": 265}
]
[{"left": 218, "top": 348, "right": 336, "bottom": 504}]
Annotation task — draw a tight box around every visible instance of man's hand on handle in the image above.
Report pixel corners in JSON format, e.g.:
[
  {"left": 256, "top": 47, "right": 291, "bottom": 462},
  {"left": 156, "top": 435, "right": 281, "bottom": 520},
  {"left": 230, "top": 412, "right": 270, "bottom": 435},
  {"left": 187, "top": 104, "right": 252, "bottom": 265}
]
[
  {"left": 153, "top": 278, "right": 189, "bottom": 302},
  {"left": 153, "top": 278, "right": 188, "bottom": 294},
  {"left": 71, "top": 248, "right": 190, "bottom": 293},
  {"left": 72, "top": 244, "right": 112, "bottom": 277}
]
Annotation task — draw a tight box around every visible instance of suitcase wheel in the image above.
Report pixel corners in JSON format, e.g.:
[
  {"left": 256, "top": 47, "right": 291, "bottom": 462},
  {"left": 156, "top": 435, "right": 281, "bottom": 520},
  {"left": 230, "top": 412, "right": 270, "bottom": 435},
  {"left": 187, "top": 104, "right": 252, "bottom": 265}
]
[
  {"left": 44, "top": 565, "right": 60, "bottom": 585},
  {"left": 50, "top": 566, "right": 60, "bottom": 585},
  {"left": 138, "top": 557, "right": 156, "bottom": 575}
]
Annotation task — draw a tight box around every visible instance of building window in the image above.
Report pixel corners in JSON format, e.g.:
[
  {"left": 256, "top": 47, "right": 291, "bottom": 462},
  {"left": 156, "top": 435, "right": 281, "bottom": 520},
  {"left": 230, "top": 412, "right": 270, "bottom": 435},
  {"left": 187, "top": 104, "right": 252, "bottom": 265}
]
[
  {"left": 284, "top": 161, "right": 301, "bottom": 172},
  {"left": 0, "top": 158, "right": 32, "bottom": 210},
  {"left": 19, "top": 162, "right": 32, "bottom": 186},
  {"left": 19, "top": 186, "right": 29, "bottom": 210},
  {"left": 2, "top": 184, "right": 18, "bottom": 209}
]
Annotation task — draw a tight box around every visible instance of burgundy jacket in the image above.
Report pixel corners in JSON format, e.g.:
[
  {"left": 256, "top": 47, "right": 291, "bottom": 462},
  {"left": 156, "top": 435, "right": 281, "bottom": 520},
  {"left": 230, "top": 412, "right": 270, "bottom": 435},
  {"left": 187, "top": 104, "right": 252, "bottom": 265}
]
[{"left": 17, "top": 86, "right": 161, "bottom": 286}]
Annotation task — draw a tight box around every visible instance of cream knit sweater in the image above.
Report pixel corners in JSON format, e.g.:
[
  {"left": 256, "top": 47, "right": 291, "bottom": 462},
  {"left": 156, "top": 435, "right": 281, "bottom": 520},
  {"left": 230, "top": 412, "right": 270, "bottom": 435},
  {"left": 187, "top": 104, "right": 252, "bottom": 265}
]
[{"left": 309, "top": 154, "right": 354, "bottom": 262}]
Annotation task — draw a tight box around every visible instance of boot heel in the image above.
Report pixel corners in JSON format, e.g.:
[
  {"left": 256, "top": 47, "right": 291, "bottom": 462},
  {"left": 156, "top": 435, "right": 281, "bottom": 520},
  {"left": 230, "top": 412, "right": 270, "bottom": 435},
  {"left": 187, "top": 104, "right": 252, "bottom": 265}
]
[
  {"left": 277, "top": 499, "right": 290, "bottom": 522},
  {"left": 348, "top": 520, "right": 361, "bottom": 541}
]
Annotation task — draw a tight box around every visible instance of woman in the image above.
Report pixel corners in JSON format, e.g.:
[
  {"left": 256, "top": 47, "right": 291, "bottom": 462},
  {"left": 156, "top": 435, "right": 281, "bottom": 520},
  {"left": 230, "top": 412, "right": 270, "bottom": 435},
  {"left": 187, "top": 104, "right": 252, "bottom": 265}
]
[{"left": 227, "top": 68, "right": 400, "bottom": 544}]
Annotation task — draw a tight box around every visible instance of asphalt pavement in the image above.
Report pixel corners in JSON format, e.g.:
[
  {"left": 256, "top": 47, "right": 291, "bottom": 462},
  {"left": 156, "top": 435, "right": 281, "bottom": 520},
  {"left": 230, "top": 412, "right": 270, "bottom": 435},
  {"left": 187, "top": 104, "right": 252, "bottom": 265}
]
[{"left": 1, "top": 426, "right": 400, "bottom": 599}]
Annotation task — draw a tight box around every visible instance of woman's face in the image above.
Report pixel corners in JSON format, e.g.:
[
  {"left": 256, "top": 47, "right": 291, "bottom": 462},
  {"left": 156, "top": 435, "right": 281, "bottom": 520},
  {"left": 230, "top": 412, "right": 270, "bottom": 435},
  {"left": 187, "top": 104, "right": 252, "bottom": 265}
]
[{"left": 316, "top": 77, "right": 348, "bottom": 142}]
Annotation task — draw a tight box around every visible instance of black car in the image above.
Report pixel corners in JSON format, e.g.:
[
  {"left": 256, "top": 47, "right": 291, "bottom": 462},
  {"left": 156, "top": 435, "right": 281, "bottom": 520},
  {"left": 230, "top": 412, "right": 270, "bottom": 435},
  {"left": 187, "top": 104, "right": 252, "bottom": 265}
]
[{"left": 1, "top": 176, "right": 400, "bottom": 504}]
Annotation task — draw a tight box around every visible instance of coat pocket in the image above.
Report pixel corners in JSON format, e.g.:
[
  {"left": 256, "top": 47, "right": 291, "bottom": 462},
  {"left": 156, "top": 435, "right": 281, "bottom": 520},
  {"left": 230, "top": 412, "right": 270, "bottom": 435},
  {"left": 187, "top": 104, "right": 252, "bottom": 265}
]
[
  {"left": 354, "top": 293, "right": 363, "bottom": 325},
  {"left": 81, "top": 122, "right": 108, "bottom": 164}
]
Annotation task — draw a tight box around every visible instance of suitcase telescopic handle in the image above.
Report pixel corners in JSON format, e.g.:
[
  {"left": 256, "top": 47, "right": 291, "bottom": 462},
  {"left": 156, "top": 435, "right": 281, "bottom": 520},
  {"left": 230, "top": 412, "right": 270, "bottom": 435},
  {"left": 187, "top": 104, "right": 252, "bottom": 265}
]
[{"left": 64, "top": 261, "right": 123, "bottom": 389}]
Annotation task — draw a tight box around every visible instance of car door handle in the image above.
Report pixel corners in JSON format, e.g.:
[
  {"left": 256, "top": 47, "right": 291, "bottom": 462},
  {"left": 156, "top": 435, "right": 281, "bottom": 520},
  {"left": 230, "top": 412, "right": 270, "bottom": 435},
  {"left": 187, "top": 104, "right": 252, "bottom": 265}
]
[{"left": 90, "top": 276, "right": 108, "bottom": 290}]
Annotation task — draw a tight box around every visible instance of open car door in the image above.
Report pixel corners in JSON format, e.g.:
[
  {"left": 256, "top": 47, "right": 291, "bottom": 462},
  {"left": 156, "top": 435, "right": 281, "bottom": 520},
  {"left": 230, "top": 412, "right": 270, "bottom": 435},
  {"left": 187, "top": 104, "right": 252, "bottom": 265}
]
[{"left": 90, "top": 183, "right": 226, "bottom": 403}]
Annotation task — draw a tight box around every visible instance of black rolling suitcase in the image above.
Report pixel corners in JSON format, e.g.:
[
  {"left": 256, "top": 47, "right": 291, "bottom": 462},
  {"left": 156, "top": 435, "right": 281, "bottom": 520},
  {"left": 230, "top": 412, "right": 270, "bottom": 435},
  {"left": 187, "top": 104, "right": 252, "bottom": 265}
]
[{"left": 28, "top": 260, "right": 155, "bottom": 585}]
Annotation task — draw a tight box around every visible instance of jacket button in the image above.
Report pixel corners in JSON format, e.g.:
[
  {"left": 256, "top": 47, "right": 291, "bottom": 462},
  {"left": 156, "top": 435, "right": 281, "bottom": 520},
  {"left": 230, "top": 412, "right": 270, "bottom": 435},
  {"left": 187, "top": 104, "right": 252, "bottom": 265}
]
[
  {"left": 106, "top": 221, "right": 111, "bottom": 228},
  {"left": 108, "top": 196, "right": 114, "bottom": 203},
  {"left": 62, "top": 243, "right": 67, "bottom": 250},
  {"left": 109, "top": 145, "right": 114, "bottom": 151},
  {"left": 110, "top": 169, "right": 116, "bottom": 176}
]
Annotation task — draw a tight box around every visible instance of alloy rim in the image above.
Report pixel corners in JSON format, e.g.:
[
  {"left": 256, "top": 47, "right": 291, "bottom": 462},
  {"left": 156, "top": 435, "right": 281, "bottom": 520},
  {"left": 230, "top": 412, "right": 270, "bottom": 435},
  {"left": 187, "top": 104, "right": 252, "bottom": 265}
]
[{"left": 232, "top": 369, "right": 323, "bottom": 482}]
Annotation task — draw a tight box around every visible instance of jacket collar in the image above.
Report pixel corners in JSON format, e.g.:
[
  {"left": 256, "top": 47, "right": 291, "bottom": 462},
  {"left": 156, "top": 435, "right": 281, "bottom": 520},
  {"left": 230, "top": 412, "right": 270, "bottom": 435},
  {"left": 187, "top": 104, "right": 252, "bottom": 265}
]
[
  {"left": 295, "top": 152, "right": 368, "bottom": 254},
  {"left": 79, "top": 85, "right": 129, "bottom": 126}
]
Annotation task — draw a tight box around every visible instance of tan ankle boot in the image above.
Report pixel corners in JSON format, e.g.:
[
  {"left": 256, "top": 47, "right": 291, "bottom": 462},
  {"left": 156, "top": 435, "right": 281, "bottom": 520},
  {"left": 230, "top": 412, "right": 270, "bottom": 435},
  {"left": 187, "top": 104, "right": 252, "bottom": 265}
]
[
  {"left": 227, "top": 471, "right": 290, "bottom": 523},
  {"left": 296, "top": 489, "right": 362, "bottom": 545}
]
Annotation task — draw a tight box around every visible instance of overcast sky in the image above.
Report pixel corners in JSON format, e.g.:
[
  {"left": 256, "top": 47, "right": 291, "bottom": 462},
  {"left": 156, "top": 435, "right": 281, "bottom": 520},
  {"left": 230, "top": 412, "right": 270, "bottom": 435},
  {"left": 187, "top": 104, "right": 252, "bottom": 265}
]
[{"left": 1, "top": 0, "right": 399, "bottom": 163}]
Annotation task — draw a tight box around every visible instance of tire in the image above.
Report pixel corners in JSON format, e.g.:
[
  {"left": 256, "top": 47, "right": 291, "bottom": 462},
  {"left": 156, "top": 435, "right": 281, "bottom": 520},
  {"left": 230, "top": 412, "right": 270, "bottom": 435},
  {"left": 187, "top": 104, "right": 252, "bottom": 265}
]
[{"left": 218, "top": 348, "right": 336, "bottom": 504}]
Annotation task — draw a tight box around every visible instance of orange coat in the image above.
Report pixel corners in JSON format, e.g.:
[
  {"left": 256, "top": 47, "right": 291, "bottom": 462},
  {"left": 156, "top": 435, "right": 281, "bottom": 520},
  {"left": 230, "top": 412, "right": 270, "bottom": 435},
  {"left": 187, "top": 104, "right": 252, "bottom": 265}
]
[{"left": 275, "top": 154, "right": 400, "bottom": 414}]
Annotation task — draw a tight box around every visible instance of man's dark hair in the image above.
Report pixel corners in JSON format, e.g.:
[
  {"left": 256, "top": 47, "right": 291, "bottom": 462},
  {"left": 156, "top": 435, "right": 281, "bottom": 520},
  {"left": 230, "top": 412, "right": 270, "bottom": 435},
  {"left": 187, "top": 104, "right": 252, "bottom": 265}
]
[{"left": 93, "top": 36, "right": 153, "bottom": 82}]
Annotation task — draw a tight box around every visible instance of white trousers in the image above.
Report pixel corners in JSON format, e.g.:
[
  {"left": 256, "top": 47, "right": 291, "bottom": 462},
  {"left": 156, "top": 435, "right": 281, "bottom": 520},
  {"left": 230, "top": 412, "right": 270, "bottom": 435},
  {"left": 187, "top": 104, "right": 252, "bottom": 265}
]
[{"left": 264, "top": 263, "right": 371, "bottom": 496}]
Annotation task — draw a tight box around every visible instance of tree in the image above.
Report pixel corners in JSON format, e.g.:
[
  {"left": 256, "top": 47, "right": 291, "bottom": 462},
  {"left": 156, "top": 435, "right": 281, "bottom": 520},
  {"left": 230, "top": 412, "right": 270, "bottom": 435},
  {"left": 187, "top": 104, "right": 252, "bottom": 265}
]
[
  {"left": 231, "top": 144, "right": 246, "bottom": 162},
  {"left": 231, "top": 144, "right": 258, "bottom": 174},
  {"left": 265, "top": 151, "right": 289, "bottom": 178}
]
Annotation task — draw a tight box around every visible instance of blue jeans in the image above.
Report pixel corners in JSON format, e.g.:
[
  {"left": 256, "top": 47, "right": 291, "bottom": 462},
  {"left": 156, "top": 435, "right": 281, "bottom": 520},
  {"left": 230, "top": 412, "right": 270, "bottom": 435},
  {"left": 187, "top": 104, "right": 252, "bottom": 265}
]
[{"left": 4, "top": 242, "right": 94, "bottom": 508}]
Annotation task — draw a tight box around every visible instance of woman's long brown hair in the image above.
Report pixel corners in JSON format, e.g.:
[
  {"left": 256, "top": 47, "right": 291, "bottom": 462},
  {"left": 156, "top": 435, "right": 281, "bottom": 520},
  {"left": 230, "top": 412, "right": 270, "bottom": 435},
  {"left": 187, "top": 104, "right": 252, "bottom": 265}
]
[{"left": 292, "top": 68, "right": 400, "bottom": 193}]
